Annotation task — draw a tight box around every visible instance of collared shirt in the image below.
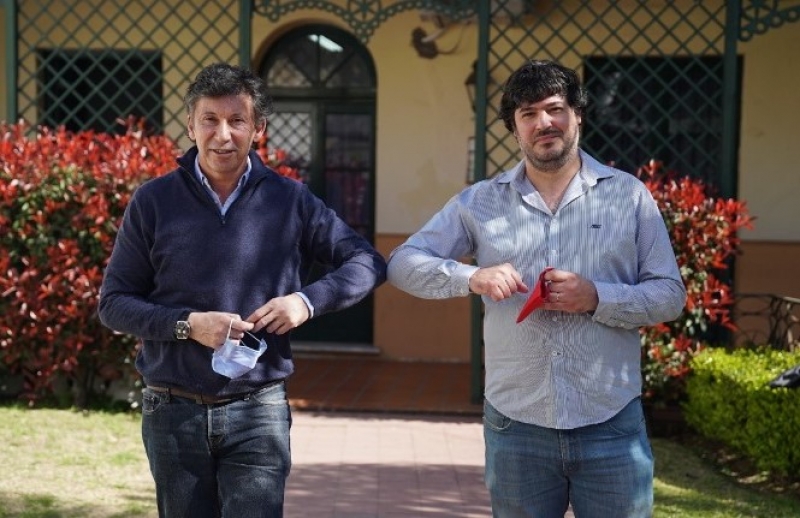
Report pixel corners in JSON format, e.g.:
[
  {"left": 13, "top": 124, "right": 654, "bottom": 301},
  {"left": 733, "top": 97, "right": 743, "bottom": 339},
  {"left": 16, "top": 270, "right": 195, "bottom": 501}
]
[
  {"left": 193, "top": 156, "right": 315, "bottom": 316},
  {"left": 194, "top": 156, "right": 251, "bottom": 216},
  {"left": 387, "top": 150, "right": 686, "bottom": 429}
]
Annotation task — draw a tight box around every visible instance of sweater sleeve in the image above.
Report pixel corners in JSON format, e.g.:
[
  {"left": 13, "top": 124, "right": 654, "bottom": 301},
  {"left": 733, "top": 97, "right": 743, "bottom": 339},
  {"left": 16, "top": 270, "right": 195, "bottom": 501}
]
[
  {"left": 296, "top": 189, "right": 387, "bottom": 317},
  {"left": 98, "top": 188, "right": 190, "bottom": 341}
]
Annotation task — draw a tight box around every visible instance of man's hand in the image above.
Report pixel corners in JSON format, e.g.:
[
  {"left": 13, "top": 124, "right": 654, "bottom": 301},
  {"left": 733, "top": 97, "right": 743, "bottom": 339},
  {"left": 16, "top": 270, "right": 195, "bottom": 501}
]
[
  {"left": 468, "top": 263, "right": 529, "bottom": 302},
  {"left": 187, "top": 311, "right": 253, "bottom": 350},
  {"left": 542, "top": 269, "right": 599, "bottom": 313},
  {"left": 247, "top": 294, "right": 310, "bottom": 335}
]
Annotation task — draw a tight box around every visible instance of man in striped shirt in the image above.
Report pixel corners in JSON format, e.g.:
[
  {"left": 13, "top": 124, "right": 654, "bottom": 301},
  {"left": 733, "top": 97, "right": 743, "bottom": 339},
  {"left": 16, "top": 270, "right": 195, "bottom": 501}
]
[{"left": 387, "top": 60, "right": 685, "bottom": 518}]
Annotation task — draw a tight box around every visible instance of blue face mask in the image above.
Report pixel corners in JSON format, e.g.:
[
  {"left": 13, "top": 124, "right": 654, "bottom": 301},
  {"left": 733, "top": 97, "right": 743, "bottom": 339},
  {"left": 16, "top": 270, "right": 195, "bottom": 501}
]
[{"left": 211, "top": 319, "right": 268, "bottom": 379}]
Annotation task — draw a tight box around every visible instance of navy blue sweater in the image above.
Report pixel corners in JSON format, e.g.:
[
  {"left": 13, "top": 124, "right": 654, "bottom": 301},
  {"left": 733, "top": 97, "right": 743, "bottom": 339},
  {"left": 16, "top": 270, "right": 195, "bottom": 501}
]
[{"left": 98, "top": 147, "right": 387, "bottom": 395}]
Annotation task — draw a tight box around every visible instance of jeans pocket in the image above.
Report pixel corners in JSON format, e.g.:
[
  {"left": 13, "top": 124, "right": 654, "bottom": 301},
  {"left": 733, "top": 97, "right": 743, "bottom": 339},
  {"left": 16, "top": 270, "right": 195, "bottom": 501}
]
[
  {"left": 250, "top": 381, "right": 287, "bottom": 406},
  {"left": 483, "top": 400, "right": 513, "bottom": 432},
  {"left": 607, "top": 397, "right": 646, "bottom": 436},
  {"left": 141, "top": 388, "right": 168, "bottom": 416}
]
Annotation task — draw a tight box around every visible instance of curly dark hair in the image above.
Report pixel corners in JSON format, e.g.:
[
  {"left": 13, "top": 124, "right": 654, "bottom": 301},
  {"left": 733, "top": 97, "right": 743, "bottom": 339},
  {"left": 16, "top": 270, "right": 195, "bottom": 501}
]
[
  {"left": 184, "top": 62, "right": 273, "bottom": 126},
  {"left": 498, "top": 60, "right": 588, "bottom": 133}
]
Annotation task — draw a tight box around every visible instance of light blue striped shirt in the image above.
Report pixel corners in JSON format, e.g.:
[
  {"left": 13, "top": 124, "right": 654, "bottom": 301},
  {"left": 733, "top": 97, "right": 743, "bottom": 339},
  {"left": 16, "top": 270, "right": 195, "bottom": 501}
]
[{"left": 387, "top": 150, "right": 686, "bottom": 429}]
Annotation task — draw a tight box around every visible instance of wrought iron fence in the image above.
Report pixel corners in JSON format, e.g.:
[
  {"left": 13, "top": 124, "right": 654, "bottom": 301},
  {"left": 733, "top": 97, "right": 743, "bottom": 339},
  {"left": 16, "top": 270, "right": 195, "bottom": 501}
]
[{"left": 732, "top": 293, "right": 800, "bottom": 352}]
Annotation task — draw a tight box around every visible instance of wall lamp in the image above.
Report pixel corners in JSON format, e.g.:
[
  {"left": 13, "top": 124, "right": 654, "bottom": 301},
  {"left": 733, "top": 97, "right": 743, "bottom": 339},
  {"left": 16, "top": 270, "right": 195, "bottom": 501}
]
[{"left": 464, "top": 60, "right": 477, "bottom": 113}]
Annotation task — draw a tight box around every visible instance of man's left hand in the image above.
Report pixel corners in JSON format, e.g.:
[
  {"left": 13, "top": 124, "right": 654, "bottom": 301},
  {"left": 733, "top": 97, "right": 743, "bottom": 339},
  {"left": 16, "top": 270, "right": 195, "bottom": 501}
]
[
  {"left": 542, "top": 269, "right": 599, "bottom": 313},
  {"left": 246, "top": 294, "right": 310, "bottom": 335}
]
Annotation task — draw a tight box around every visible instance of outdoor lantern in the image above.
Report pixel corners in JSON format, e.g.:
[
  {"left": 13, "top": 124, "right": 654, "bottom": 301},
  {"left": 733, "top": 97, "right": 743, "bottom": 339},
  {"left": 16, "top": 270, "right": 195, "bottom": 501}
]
[{"left": 465, "top": 60, "right": 477, "bottom": 113}]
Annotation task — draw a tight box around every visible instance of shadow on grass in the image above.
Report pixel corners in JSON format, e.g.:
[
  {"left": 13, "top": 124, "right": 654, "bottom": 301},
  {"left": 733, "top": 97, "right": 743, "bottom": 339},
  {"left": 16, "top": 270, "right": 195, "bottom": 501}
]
[
  {"left": 652, "top": 437, "right": 800, "bottom": 518},
  {"left": 0, "top": 491, "right": 155, "bottom": 518}
]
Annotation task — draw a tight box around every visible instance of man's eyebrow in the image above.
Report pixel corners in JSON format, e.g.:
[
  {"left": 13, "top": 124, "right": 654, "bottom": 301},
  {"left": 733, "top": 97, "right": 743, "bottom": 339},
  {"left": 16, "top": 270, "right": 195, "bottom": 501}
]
[{"left": 519, "top": 99, "right": 567, "bottom": 111}]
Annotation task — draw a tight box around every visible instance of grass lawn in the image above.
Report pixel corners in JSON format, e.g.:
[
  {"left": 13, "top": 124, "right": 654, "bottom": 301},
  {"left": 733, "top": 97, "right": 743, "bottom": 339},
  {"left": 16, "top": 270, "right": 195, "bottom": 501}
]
[{"left": 0, "top": 405, "right": 798, "bottom": 517}]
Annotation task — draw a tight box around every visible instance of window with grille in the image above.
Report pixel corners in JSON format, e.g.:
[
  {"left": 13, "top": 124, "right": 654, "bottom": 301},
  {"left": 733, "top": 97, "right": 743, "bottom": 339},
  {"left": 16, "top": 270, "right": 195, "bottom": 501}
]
[
  {"left": 582, "top": 55, "right": 741, "bottom": 189},
  {"left": 37, "top": 49, "right": 164, "bottom": 134}
]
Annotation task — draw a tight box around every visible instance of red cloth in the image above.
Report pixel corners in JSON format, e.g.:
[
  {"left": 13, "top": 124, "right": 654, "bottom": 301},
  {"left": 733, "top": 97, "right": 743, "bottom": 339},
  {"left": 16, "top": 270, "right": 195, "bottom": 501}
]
[{"left": 516, "top": 267, "right": 554, "bottom": 323}]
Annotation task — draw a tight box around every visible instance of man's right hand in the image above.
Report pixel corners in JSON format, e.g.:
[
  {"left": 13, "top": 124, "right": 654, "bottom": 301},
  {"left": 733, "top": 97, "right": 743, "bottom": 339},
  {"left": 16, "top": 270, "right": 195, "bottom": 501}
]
[
  {"left": 468, "top": 263, "right": 529, "bottom": 302},
  {"left": 186, "top": 311, "right": 254, "bottom": 350}
]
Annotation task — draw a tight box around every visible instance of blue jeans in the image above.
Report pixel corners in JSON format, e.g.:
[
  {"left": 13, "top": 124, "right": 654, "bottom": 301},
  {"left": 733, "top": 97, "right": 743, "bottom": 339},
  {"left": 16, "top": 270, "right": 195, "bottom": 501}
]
[
  {"left": 484, "top": 398, "right": 653, "bottom": 518},
  {"left": 141, "top": 382, "right": 292, "bottom": 518}
]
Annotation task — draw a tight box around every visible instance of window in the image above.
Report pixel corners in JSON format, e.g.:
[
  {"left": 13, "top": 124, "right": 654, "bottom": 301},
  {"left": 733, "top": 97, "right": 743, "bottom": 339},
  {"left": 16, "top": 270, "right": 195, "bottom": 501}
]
[
  {"left": 582, "top": 56, "right": 740, "bottom": 189},
  {"left": 258, "top": 25, "right": 377, "bottom": 345},
  {"left": 37, "top": 49, "right": 163, "bottom": 134}
]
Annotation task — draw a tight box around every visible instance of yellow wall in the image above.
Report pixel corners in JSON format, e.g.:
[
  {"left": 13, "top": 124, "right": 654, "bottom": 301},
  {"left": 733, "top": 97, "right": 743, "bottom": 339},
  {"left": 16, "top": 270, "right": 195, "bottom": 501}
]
[
  {"left": 252, "top": 8, "right": 478, "bottom": 235},
  {"left": 738, "top": 21, "right": 800, "bottom": 242}
]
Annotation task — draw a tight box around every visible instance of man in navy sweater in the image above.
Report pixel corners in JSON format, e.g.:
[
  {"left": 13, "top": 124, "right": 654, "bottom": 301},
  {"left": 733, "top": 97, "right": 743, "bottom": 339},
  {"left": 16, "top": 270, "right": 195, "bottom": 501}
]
[{"left": 98, "top": 62, "right": 386, "bottom": 517}]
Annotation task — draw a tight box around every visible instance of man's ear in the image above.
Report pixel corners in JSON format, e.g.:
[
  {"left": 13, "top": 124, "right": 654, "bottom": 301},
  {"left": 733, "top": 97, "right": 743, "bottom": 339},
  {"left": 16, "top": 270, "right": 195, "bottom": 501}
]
[
  {"left": 255, "top": 119, "right": 267, "bottom": 139},
  {"left": 186, "top": 114, "right": 196, "bottom": 141}
]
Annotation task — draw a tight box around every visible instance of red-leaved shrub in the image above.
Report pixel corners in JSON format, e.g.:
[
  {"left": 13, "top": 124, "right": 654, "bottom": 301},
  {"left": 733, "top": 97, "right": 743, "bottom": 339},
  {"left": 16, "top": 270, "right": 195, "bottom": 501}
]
[
  {"left": 1, "top": 120, "right": 302, "bottom": 407},
  {"left": 0, "top": 119, "right": 179, "bottom": 406},
  {"left": 638, "top": 160, "right": 754, "bottom": 405}
]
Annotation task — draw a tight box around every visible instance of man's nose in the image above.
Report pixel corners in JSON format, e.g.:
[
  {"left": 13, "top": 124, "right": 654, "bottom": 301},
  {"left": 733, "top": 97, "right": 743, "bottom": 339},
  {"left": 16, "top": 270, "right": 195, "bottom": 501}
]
[
  {"left": 217, "top": 121, "right": 232, "bottom": 140},
  {"left": 535, "top": 111, "right": 554, "bottom": 129}
]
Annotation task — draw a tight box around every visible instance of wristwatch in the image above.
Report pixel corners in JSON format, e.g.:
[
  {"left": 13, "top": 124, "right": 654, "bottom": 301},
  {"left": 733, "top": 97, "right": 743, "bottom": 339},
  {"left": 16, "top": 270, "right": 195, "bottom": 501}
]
[{"left": 174, "top": 320, "right": 191, "bottom": 340}]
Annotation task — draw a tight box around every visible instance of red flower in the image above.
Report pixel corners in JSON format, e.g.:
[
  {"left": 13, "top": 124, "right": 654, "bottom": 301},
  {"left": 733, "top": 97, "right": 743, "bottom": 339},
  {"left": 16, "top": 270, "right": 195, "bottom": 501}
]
[{"left": 637, "top": 160, "right": 753, "bottom": 405}]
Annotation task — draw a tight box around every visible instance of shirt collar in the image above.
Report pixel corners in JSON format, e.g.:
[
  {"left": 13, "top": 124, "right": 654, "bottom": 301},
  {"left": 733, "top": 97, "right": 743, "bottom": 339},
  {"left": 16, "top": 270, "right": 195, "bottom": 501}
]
[
  {"left": 498, "top": 149, "right": 617, "bottom": 192},
  {"left": 193, "top": 156, "right": 252, "bottom": 191}
]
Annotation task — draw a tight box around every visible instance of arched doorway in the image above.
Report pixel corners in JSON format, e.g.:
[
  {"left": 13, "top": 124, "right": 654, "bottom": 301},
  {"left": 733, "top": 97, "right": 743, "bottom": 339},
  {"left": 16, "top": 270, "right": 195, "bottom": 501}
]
[{"left": 258, "top": 24, "right": 377, "bottom": 348}]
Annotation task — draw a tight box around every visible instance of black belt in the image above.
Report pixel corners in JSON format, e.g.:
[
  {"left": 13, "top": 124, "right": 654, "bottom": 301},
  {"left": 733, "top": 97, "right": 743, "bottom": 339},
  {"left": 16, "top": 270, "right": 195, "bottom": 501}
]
[{"left": 147, "top": 380, "right": 283, "bottom": 405}]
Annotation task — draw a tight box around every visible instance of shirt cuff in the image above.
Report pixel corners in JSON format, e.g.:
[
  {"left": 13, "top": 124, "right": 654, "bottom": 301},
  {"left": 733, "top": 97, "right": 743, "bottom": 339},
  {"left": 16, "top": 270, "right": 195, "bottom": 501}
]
[
  {"left": 294, "top": 291, "right": 314, "bottom": 318},
  {"left": 450, "top": 263, "right": 480, "bottom": 297},
  {"left": 591, "top": 282, "right": 635, "bottom": 330}
]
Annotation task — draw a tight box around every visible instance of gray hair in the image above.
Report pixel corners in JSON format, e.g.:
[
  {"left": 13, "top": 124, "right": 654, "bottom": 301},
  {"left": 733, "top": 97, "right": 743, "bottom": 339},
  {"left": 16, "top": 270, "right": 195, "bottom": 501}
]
[{"left": 184, "top": 62, "right": 273, "bottom": 126}]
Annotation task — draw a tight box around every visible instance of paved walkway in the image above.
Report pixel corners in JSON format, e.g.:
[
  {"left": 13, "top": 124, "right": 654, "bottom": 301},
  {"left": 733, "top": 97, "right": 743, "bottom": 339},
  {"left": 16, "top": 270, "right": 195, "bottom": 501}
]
[
  {"left": 285, "top": 411, "right": 491, "bottom": 517},
  {"left": 284, "top": 356, "right": 574, "bottom": 517}
]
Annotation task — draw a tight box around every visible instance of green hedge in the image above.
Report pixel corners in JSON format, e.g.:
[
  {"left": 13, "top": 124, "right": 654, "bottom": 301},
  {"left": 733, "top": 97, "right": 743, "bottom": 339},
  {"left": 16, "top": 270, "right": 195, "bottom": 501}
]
[{"left": 685, "top": 347, "right": 800, "bottom": 476}]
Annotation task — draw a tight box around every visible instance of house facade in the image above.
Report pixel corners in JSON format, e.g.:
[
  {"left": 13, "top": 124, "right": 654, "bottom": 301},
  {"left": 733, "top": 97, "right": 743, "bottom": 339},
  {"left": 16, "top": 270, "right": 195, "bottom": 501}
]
[{"left": 1, "top": 1, "right": 798, "bottom": 377}]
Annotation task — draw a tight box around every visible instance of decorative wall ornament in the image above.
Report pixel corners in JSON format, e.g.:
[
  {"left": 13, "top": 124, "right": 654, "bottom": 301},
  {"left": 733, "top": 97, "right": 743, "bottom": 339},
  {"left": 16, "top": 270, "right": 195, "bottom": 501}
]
[
  {"left": 740, "top": 0, "right": 800, "bottom": 41},
  {"left": 256, "top": 0, "right": 476, "bottom": 42}
]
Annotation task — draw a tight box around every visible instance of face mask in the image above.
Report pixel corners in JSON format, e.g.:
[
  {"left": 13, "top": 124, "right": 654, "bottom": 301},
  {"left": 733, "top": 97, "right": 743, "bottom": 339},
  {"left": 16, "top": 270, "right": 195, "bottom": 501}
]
[{"left": 211, "top": 319, "right": 268, "bottom": 379}]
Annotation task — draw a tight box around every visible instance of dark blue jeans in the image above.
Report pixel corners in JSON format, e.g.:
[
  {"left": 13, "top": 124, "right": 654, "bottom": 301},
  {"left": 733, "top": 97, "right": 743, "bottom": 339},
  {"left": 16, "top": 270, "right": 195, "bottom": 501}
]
[
  {"left": 141, "top": 382, "right": 291, "bottom": 518},
  {"left": 484, "top": 398, "right": 653, "bottom": 518}
]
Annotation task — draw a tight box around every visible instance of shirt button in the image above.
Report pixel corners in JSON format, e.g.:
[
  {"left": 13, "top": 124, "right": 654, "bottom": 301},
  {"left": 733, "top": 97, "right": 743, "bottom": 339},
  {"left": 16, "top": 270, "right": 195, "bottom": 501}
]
[{"left": 552, "top": 316, "right": 558, "bottom": 322}]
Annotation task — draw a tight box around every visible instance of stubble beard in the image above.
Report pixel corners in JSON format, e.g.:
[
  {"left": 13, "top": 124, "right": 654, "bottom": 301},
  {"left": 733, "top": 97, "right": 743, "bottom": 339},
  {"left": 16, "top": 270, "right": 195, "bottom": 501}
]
[{"left": 522, "top": 129, "right": 580, "bottom": 173}]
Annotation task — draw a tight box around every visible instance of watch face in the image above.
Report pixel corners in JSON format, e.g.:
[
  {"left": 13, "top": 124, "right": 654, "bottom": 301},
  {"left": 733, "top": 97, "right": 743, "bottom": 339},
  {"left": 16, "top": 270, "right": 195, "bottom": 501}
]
[{"left": 175, "top": 321, "right": 190, "bottom": 339}]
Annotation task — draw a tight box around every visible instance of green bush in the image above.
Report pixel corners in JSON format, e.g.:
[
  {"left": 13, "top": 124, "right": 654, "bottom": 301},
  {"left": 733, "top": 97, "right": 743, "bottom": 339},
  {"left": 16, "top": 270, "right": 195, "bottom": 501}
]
[{"left": 685, "top": 347, "right": 800, "bottom": 476}]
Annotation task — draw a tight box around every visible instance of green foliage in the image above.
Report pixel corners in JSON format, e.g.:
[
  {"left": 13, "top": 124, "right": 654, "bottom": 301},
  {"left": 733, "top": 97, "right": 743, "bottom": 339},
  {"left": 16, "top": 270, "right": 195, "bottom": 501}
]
[
  {"left": 637, "top": 161, "right": 754, "bottom": 406},
  {"left": 685, "top": 347, "right": 800, "bottom": 477}
]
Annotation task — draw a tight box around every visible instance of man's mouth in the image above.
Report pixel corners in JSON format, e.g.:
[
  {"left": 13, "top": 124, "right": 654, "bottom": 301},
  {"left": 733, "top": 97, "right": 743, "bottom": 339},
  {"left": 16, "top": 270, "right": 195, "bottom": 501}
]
[{"left": 535, "top": 131, "right": 561, "bottom": 144}]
